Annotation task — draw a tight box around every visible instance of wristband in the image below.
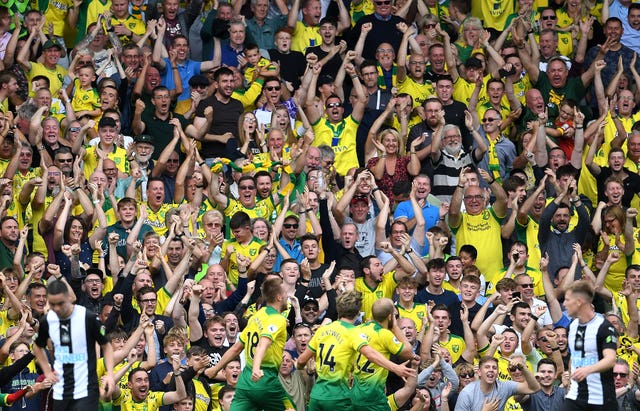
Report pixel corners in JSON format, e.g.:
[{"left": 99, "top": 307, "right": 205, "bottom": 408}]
[
  {"left": 371, "top": 187, "right": 380, "bottom": 194},
  {"left": 551, "top": 346, "right": 560, "bottom": 351},
  {"left": 530, "top": 314, "right": 539, "bottom": 321},
  {"left": 487, "top": 178, "right": 495, "bottom": 184},
  {"left": 457, "top": 184, "right": 464, "bottom": 188}
]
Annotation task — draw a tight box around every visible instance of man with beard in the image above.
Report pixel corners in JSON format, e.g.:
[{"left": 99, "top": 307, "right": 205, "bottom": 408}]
[
  {"left": 435, "top": 76, "right": 472, "bottom": 151},
  {"left": 205, "top": 277, "right": 295, "bottom": 410},
  {"left": 122, "top": 286, "right": 174, "bottom": 355},
  {"left": 52, "top": 147, "right": 74, "bottom": 179},
  {"left": 127, "top": 134, "right": 154, "bottom": 200},
  {"left": 520, "top": 358, "right": 567, "bottom": 411},
  {"left": 430, "top": 116, "right": 487, "bottom": 202},
  {"left": 586, "top": 145, "right": 640, "bottom": 207},
  {"left": 113, "top": 365, "right": 185, "bottom": 410},
  {"left": 0, "top": 216, "right": 18, "bottom": 269},
  {"left": 77, "top": 269, "right": 105, "bottom": 314},
  {"left": 406, "top": 98, "right": 444, "bottom": 176},
  {"left": 538, "top": 179, "right": 591, "bottom": 283},
  {"left": 355, "top": 255, "right": 412, "bottom": 322},
  {"left": 455, "top": 356, "right": 540, "bottom": 411},
  {"left": 194, "top": 67, "right": 243, "bottom": 162}
]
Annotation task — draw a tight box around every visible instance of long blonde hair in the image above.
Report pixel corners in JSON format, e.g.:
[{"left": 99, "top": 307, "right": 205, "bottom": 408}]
[{"left": 377, "top": 128, "right": 404, "bottom": 156}]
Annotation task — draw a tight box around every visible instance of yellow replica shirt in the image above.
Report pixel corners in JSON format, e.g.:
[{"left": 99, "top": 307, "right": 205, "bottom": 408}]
[
  {"left": 240, "top": 305, "right": 287, "bottom": 369},
  {"left": 450, "top": 207, "right": 505, "bottom": 282},
  {"left": 440, "top": 334, "right": 466, "bottom": 365},
  {"left": 354, "top": 322, "right": 404, "bottom": 395},
  {"left": 350, "top": 0, "right": 374, "bottom": 24},
  {"left": 486, "top": 266, "right": 544, "bottom": 298},
  {"left": 71, "top": 79, "right": 100, "bottom": 114},
  {"left": 512, "top": 75, "right": 532, "bottom": 106},
  {"left": 307, "top": 320, "right": 367, "bottom": 399},
  {"left": 97, "top": 358, "right": 142, "bottom": 390},
  {"left": 395, "top": 302, "right": 427, "bottom": 330},
  {"left": 514, "top": 216, "right": 542, "bottom": 274},
  {"left": 224, "top": 197, "right": 275, "bottom": 221},
  {"left": 113, "top": 388, "right": 164, "bottom": 411},
  {"left": 453, "top": 74, "right": 490, "bottom": 107},
  {"left": 471, "top": 0, "right": 513, "bottom": 30},
  {"left": 28, "top": 62, "right": 67, "bottom": 97},
  {"left": 291, "top": 21, "right": 321, "bottom": 53},
  {"left": 141, "top": 202, "right": 176, "bottom": 238},
  {"left": 598, "top": 235, "right": 631, "bottom": 293},
  {"left": 221, "top": 236, "right": 266, "bottom": 286},
  {"left": 86, "top": 0, "right": 111, "bottom": 30},
  {"left": 83, "top": 145, "right": 129, "bottom": 178},
  {"left": 311, "top": 115, "right": 360, "bottom": 176},
  {"left": 110, "top": 15, "right": 146, "bottom": 43},
  {"left": 31, "top": 194, "right": 54, "bottom": 257},
  {"left": 397, "top": 76, "right": 435, "bottom": 107},
  {"left": 0, "top": 310, "right": 16, "bottom": 339},
  {"left": 355, "top": 271, "right": 397, "bottom": 322}
]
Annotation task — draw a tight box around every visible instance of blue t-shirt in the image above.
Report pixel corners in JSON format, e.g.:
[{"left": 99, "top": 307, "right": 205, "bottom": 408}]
[
  {"left": 162, "top": 57, "right": 201, "bottom": 102},
  {"left": 393, "top": 199, "right": 440, "bottom": 255}
]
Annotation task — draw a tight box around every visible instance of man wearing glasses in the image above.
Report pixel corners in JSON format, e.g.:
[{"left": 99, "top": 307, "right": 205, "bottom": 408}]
[
  {"left": 349, "top": 0, "right": 405, "bottom": 60},
  {"left": 476, "top": 108, "right": 516, "bottom": 184},
  {"left": 448, "top": 167, "right": 508, "bottom": 282}
]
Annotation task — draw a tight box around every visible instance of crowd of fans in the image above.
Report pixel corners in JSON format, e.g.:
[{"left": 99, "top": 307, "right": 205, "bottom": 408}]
[{"left": 0, "top": 0, "right": 638, "bottom": 409}]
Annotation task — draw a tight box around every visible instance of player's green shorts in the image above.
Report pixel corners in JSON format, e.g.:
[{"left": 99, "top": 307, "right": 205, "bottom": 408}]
[
  {"left": 350, "top": 380, "right": 390, "bottom": 411},
  {"left": 230, "top": 367, "right": 296, "bottom": 411},
  {"left": 308, "top": 380, "right": 352, "bottom": 411}
]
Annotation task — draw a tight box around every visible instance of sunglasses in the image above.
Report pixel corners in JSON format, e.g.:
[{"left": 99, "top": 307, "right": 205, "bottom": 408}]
[
  {"left": 57, "top": 158, "right": 73, "bottom": 163},
  {"left": 375, "top": 0, "right": 391, "bottom": 4},
  {"left": 303, "top": 305, "right": 319, "bottom": 312},
  {"left": 265, "top": 86, "right": 281, "bottom": 91},
  {"left": 460, "top": 372, "right": 474, "bottom": 378},
  {"left": 283, "top": 223, "right": 299, "bottom": 229},
  {"left": 614, "top": 372, "right": 628, "bottom": 378},
  {"left": 508, "top": 366, "right": 522, "bottom": 372},
  {"left": 239, "top": 185, "right": 255, "bottom": 190},
  {"left": 424, "top": 23, "right": 436, "bottom": 29},
  {"left": 482, "top": 118, "right": 499, "bottom": 123},
  {"left": 327, "top": 102, "right": 343, "bottom": 108},
  {"left": 167, "top": 159, "right": 180, "bottom": 163},
  {"left": 541, "top": 15, "right": 556, "bottom": 20},
  {"left": 69, "top": 127, "right": 81, "bottom": 132},
  {"left": 519, "top": 283, "right": 534, "bottom": 289}
]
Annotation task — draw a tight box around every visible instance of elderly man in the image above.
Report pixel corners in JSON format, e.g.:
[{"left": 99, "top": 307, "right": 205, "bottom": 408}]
[
  {"left": 448, "top": 167, "right": 508, "bottom": 282},
  {"left": 430, "top": 113, "right": 487, "bottom": 202}
]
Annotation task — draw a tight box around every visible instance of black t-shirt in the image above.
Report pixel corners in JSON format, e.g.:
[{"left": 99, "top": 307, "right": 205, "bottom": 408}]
[
  {"left": 306, "top": 45, "right": 343, "bottom": 78},
  {"left": 195, "top": 95, "right": 244, "bottom": 159},
  {"left": 195, "top": 337, "right": 230, "bottom": 368},
  {"left": 593, "top": 166, "right": 640, "bottom": 207},
  {"left": 443, "top": 100, "right": 471, "bottom": 151},
  {"left": 268, "top": 49, "right": 307, "bottom": 89}
]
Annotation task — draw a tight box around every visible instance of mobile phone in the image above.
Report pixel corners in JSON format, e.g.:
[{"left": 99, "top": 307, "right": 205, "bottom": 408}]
[{"left": 512, "top": 291, "right": 521, "bottom": 299}]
